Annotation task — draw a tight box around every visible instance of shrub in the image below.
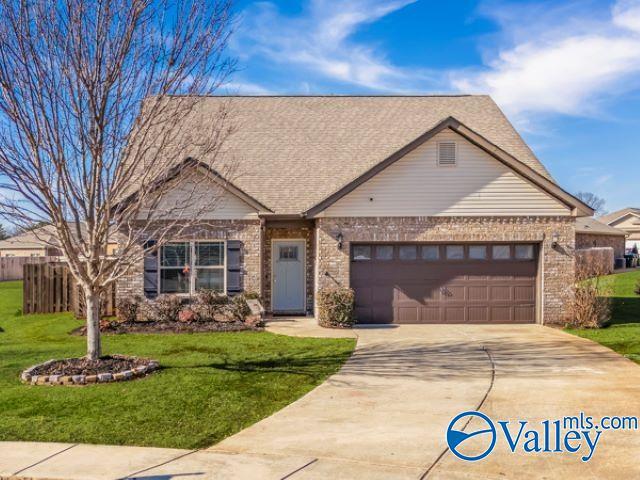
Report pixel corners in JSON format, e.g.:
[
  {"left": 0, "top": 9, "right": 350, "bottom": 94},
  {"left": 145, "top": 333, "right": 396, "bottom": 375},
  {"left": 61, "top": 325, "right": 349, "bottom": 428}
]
[
  {"left": 116, "top": 296, "right": 141, "bottom": 323},
  {"left": 566, "top": 269, "right": 612, "bottom": 329},
  {"left": 146, "top": 295, "right": 183, "bottom": 323},
  {"left": 229, "top": 294, "right": 251, "bottom": 322},
  {"left": 193, "top": 289, "right": 229, "bottom": 322},
  {"left": 317, "top": 287, "right": 355, "bottom": 328}
]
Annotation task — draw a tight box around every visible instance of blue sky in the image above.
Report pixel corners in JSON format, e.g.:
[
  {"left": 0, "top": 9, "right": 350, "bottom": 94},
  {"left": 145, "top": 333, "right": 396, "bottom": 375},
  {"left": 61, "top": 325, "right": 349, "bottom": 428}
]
[{"left": 222, "top": 0, "right": 640, "bottom": 213}]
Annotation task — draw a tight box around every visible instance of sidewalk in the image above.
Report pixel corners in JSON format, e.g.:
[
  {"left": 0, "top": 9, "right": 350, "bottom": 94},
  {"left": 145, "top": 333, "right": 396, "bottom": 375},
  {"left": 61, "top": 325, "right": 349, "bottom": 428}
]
[{"left": 0, "top": 441, "right": 332, "bottom": 480}]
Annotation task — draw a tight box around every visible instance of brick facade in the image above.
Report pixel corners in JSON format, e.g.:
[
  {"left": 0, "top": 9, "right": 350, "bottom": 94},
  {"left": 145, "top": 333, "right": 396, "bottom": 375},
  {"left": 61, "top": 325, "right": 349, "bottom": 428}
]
[
  {"left": 576, "top": 233, "right": 626, "bottom": 258},
  {"left": 117, "top": 220, "right": 262, "bottom": 301},
  {"left": 263, "top": 222, "right": 315, "bottom": 313},
  {"left": 315, "top": 216, "right": 576, "bottom": 325},
  {"left": 118, "top": 216, "right": 577, "bottom": 324}
]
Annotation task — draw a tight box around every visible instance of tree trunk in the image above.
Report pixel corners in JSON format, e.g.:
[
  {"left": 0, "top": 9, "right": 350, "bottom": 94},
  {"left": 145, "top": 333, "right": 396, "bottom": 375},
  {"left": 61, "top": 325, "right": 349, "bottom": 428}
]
[{"left": 85, "top": 290, "right": 102, "bottom": 360}]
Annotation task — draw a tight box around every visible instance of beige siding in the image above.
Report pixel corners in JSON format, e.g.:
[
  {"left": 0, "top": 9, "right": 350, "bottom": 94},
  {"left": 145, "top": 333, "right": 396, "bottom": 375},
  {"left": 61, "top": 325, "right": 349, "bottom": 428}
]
[
  {"left": 610, "top": 214, "right": 640, "bottom": 231},
  {"left": 139, "top": 176, "right": 259, "bottom": 220},
  {"left": 319, "top": 130, "right": 570, "bottom": 218},
  {"left": 0, "top": 248, "right": 47, "bottom": 257}
]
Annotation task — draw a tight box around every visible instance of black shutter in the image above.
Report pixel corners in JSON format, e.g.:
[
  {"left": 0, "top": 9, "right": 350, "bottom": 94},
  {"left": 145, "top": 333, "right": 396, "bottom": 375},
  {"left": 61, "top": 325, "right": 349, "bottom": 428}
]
[
  {"left": 143, "top": 240, "right": 158, "bottom": 299},
  {"left": 226, "top": 240, "right": 242, "bottom": 295}
]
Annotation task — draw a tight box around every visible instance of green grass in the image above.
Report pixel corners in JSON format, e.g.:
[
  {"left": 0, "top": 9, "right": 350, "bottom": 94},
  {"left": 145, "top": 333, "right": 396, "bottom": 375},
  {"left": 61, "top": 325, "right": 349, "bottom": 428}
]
[
  {"left": 566, "top": 270, "right": 640, "bottom": 364},
  {"left": 0, "top": 281, "right": 355, "bottom": 448}
]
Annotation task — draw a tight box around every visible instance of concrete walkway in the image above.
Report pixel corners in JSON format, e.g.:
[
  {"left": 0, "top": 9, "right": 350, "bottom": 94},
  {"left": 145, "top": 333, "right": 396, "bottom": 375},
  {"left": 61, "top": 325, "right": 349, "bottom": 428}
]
[{"left": 2, "top": 320, "right": 640, "bottom": 479}]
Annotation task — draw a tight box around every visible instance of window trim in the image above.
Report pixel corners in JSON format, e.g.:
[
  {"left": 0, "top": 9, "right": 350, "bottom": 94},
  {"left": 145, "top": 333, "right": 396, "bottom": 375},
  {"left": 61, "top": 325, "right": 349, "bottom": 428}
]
[{"left": 158, "top": 240, "right": 227, "bottom": 295}]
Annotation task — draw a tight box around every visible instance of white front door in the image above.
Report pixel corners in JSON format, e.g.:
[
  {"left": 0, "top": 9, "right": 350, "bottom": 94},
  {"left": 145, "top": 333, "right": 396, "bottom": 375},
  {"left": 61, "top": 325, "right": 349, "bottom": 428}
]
[{"left": 272, "top": 240, "right": 305, "bottom": 312}]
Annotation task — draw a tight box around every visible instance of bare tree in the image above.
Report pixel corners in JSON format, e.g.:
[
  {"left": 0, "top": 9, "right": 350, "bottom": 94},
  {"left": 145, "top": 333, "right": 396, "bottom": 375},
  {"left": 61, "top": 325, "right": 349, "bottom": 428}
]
[
  {"left": 0, "top": 0, "right": 235, "bottom": 360},
  {"left": 575, "top": 192, "right": 608, "bottom": 216}
]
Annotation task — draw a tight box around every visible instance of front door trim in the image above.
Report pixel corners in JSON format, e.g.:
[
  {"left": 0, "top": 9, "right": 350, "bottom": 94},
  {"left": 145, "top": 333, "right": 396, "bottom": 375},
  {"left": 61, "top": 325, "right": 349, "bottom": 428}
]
[{"left": 271, "top": 239, "right": 306, "bottom": 313}]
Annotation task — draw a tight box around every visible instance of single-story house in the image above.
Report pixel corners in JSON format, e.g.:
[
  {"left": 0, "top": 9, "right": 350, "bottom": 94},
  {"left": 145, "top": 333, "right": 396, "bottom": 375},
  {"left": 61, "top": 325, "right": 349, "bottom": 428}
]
[
  {"left": 0, "top": 224, "right": 119, "bottom": 259},
  {"left": 0, "top": 226, "right": 63, "bottom": 258},
  {"left": 575, "top": 217, "right": 627, "bottom": 258},
  {"left": 117, "top": 95, "right": 593, "bottom": 325},
  {"left": 599, "top": 208, "right": 640, "bottom": 252}
]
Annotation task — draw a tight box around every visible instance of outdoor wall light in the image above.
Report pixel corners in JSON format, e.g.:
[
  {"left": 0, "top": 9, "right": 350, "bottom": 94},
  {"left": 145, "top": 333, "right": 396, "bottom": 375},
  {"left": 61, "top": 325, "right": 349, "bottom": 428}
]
[
  {"left": 336, "top": 232, "right": 344, "bottom": 250},
  {"left": 551, "top": 232, "right": 560, "bottom": 247}
]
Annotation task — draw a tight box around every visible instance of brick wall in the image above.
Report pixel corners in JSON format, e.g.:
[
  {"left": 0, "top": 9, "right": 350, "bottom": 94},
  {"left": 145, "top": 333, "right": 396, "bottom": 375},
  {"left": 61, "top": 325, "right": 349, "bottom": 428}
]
[
  {"left": 263, "top": 223, "right": 314, "bottom": 313},
  {"left": 576, "top": 233, "right": 626, "bottom": 258},
  {"left": 315, "top": 216, "right": 576, "bottom": 325},
  {"left": 116, "top": 220, "right": 262, "bottom": 300}
]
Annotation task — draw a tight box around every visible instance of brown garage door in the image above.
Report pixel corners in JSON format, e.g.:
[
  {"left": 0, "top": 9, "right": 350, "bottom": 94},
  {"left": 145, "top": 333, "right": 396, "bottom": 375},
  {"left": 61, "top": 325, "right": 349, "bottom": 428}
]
[{"left": 350, "top": 243, "right": 538, "bottom": 324}]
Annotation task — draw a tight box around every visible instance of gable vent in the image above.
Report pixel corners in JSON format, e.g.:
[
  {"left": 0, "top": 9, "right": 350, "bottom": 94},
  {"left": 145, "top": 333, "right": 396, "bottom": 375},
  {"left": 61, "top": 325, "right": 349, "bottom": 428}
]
[{"left": 437, "top": 142, "right": 457, "bottom": 166}]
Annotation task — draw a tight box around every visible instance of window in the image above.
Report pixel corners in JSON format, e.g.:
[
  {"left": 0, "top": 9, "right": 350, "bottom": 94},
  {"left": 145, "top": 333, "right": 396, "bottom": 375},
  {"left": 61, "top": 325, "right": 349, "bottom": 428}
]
[
  {"left": 399, "top": 245, "right": 417, "bottom": 260},
  {"left": 446, "top": 245, "right": 464, "bottom": 260},
  {"left": 352, "top": 245, "right": 371, "bottom": 261},
  {"left": 515, "top": 244, "right": 535, "bottom": 260},
  {"left": 160, "top": 241, "right": 225, "bottom": 294},
  {"left": 492, "top": 245, "right": 511, "bottom": 260},
  {"left": 375, "top": 245, "right": 393, "bottom": 260},
  {"left": 279, "top": 246, "right": 299, "bottom": 260},
  {"left": 422, "top": 245, "right": 440, "bottom": 260},
  {"left": 438, "top": 141, "right": 457, "bottom": 166},
  {"left": 469, "top": 245, "right": 487, "bottom": 260}
]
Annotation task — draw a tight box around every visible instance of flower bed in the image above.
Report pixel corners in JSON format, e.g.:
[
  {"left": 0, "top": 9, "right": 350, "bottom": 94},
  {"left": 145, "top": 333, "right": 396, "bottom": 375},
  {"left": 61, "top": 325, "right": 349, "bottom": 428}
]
[
  {"left": 21, "top": 355, "right": 159, "bottom": 386},
  {"left": 73, "top": 291, "right": 265, "bottom": 335}
]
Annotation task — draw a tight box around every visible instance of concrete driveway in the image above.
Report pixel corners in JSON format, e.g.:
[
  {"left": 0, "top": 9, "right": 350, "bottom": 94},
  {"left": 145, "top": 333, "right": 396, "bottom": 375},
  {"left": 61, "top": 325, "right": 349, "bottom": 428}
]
[
  {"left": 4, "top": 321, "right": 640, "bottom": 479},
  {"left": 203, "top": 321, "right": 640, "bottom": 479}
]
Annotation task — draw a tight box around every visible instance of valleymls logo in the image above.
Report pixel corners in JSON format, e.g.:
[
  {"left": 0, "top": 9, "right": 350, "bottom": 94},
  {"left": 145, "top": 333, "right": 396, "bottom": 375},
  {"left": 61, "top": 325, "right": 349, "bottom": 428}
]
[{"left": 446, "top": 411, "right": 638, "bottom": 462}]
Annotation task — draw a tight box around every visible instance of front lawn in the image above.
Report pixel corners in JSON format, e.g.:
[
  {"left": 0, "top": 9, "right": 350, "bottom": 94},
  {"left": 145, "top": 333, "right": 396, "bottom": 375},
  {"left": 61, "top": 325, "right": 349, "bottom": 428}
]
[
  {"left": 566, "top": 270, "right": 640, "bottom": 364},
  {"left": 0, "top": 281, "right": 355, "bottom": 449}
]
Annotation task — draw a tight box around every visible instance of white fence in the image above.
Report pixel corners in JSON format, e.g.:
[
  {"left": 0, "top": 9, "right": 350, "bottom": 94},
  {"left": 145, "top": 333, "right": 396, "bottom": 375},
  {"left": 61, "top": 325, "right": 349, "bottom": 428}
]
[{"left": 0, "top": 256, "right": 61, "bottom": 281}]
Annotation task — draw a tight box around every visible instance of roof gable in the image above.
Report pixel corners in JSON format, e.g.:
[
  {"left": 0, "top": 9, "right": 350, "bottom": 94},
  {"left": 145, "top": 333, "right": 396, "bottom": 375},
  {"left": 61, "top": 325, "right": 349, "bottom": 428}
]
[{"left": 306, "top": 118, "right": 592, "bottom": 218}]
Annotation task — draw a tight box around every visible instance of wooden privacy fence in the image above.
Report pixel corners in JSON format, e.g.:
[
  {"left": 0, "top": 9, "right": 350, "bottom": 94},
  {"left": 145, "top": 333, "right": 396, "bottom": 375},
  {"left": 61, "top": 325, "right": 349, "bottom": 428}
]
[
  {"left": 0, "top": 256, "right": 58, "bottom": 281},
  {"left": 23, "top": 262, "right": 116, "bottom": 317}
]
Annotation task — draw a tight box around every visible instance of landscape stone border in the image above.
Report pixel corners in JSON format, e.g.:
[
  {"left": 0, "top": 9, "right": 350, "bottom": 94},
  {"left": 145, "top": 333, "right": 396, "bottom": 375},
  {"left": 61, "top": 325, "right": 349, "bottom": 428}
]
[{"left": 20, "top": 356, "right": 159, "bottom": 386}]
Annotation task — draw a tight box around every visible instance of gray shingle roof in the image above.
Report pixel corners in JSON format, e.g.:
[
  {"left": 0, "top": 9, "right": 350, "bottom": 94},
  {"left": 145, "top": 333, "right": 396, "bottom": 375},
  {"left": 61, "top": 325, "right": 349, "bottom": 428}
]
[
  {"left": 576, "top": 217, "right": 627, "bottom": 236},
  {"left": 599, "top": 207, "right": 640, "bottom": 225},
  {"left": 147, "top": 95, "right": 554, "bottom": 214}
]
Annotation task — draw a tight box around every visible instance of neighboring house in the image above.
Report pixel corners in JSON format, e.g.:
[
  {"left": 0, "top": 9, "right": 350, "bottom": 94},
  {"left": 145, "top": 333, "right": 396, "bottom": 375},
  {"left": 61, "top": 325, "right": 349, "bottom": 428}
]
[
  {"left": 0, "top": 224, "right": 118, "bottom": 258},
  {"left": 0, "top": 226, "right": 63, "bottom": 257},
  {"left": 117, "top": 95, "right": 593, "bottom": 325},
  {"left": 575, "top": 217, "right": 627, "bottom": 258},
  {"left": 599, "top": 208, "right": 640, "bottom": 252}
]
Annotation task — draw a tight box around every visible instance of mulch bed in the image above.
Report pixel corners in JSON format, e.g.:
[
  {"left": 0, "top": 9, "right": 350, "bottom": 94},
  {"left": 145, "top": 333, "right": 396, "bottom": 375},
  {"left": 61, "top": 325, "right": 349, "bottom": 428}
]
[
  {"left": 30, "top": 355, "right": 150, "bottom": 376},
  {"left": 72, "top": 320, "right": 263, "bottom": 336}
]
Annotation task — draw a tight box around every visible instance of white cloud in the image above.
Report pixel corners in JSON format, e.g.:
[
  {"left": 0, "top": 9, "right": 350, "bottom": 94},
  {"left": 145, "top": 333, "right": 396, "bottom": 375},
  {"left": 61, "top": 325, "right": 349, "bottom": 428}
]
[
  {"left": 220, "top": 80, "right": 272, "bottom": 95},
  {"left": 232, "top": 0, "right": 429, "bottom": 91},
  {"left": 453, "top": 0, "right": 640, "bottom": 118}
]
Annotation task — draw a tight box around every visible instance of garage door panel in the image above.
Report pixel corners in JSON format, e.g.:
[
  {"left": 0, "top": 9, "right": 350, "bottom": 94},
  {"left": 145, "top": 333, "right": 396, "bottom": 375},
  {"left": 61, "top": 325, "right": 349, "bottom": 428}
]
[
  {"left": 468, "top": 286, "right": 489, "bottom": 301},
  {"left": 468, "top": 306, "right": 488, "bottom": 323},
  {"left": 490, "top": 286, "right": 512, "bottom": 301},
  {"left": 420, "top": 307, "right": 440, "bottom": 323},
  {"left": 351, "top": 243, "right": 537, "bottom": 324},
  {"left": 514, "top": 286, "right": 535, "bottom": 301}
]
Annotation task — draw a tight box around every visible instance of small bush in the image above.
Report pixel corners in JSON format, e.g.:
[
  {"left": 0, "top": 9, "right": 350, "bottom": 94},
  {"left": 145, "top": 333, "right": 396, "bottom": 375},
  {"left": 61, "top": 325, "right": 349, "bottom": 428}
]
[
  {"left": 229, "top": 294, "right": 251, "bottom": 322},
  {"left": 146, "top": 295, "right": 183, "bottom": 323},
  {"left": 193, "top": 289, "right": 229, "bottom": 322},
  {"left": 318, "top": 287, "right": 355, "bottom": 328},
  {"left": 116, "top": 296, "right": 141, "bottom": 323},
  {"left": 567, "top": 265, "right": 612, "bottom": 329}
]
